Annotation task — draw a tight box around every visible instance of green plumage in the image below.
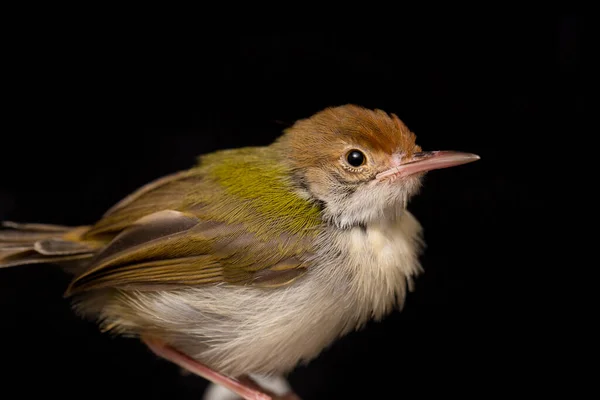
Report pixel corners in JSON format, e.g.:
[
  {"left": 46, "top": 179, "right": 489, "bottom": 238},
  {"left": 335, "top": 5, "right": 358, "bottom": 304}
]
[
  {"left": 86, "top": 147, "right": 322, "bottom": 241},
  {"left": 199, "top": 147, "right": 322, "bottom": 238},
  {"left": 62, "top": 146, "right": 325, "bottom": 294}
]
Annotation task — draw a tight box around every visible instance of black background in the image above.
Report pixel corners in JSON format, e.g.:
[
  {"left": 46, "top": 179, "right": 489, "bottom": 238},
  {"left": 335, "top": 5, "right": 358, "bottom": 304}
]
[{"left": 1, "top": 15, "right": 580, "bottom": 399}]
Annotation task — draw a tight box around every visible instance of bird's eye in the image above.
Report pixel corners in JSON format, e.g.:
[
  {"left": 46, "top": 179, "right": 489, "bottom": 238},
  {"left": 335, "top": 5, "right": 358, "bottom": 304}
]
[{"left": 346, "top": 150, "right": 366, "bottom": 167}]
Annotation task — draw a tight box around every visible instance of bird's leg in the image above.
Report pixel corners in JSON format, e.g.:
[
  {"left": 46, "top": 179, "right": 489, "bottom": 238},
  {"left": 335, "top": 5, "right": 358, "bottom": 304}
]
[{"left": 142, "top": 336, "right": 272, "bottom": 400}]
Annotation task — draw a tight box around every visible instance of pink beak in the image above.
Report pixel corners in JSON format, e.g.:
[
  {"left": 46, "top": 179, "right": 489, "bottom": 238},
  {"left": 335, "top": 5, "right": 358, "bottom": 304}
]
[{"left": 376, "top": 151, "right": 480, "bottom": 181}]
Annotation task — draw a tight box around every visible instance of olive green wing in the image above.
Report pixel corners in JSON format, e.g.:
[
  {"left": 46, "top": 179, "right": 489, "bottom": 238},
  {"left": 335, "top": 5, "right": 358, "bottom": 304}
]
[
  {"left": 69, "top": 149, "right": 323, "bottom": 296},
  {"left": 65, "top": 209, "right": 315, "bottom": 296},
  {"left": 82, "top": 170, "right": 200, "bottom": 239}
]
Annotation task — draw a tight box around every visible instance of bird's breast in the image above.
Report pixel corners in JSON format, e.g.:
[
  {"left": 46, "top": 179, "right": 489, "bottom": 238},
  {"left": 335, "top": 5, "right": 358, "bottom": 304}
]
[
  {"left": 313, "top": 210, "right": 424, "bottom": 325},
  {"left": 93, "top": 213, "right": 425, "bottom": 377}
]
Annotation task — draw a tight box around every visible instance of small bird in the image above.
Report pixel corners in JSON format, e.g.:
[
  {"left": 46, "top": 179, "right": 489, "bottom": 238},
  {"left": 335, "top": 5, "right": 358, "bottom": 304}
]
[{"left": 0, "top": 105, "right": 479, "bottom": 400}]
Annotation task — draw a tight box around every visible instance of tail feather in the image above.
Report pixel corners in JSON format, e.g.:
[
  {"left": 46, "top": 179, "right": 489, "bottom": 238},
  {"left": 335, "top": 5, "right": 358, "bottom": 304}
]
[
  {"left": 0, "top": 221, "right": 103, "bottom": 270},
  {"left": 2, "top": 221, "right": 73, "bottom": 232},
  {"left": 0, "top": 229, "right": 61, "bottom": 243},
  {"left": 0, "top": 251, "right": 95, "bottom": 268}
]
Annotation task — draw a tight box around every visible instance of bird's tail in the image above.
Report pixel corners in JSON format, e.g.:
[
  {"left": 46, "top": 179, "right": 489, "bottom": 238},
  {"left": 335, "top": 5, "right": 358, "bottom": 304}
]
[{"left": 0, "top": 221, "right": 104, "bottom": 272}]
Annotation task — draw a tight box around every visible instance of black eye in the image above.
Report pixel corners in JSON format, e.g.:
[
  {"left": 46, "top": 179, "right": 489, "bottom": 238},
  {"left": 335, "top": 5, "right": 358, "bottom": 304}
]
[{"left": 346, "top": 150, "right": 366, "bottom": 167}]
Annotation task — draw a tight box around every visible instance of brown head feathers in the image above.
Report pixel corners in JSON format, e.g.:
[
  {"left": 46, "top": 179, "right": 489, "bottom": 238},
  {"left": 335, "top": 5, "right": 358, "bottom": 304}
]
[{"left": 279, "top": 104, "right": 420, "bottom": 157}]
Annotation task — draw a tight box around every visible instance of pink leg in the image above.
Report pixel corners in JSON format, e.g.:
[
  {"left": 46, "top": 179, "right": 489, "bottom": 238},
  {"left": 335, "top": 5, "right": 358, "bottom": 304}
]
[{"left": 142, "top": 337, "right": 272, "bottom": 400}]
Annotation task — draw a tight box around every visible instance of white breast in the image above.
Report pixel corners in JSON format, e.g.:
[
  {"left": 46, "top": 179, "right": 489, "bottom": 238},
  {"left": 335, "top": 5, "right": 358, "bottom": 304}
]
[{"left": 317, "top": 209, "right": 424, "bottom": 326}]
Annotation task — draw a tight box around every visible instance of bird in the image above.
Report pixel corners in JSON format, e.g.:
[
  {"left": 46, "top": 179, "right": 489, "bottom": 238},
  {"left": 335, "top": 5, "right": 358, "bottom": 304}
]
[{"left": 0, "top": 104, "right": 480, "bottom": 400}]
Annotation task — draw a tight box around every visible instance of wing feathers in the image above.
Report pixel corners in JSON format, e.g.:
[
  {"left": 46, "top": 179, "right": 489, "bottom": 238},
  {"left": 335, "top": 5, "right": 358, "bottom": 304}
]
[
  {"left": 67, "top": 256, "right": 222, "bottom": 293},
  {"left": 90, "top": 210, "right": 201, "bottom": 266},
  {"left": 34, "top": 239, "right": 97, "bottom": 255},
  {"left": 102, "top": 170, "right": 193, "bottom": 217},
  {"left": 66, "top": 208, "right": 313, "bottom": 295}
]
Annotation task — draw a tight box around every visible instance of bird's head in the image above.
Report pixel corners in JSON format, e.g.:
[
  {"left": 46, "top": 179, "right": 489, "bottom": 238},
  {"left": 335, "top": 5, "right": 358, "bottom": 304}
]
[{"left": 276, "top": 104, "right": 480, "bottom": 228}]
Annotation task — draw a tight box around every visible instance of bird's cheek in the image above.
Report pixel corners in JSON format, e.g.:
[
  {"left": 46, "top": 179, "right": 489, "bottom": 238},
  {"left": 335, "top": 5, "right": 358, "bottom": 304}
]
[{"left": 303, "top": 168, "right": 335, "bottom": 201}]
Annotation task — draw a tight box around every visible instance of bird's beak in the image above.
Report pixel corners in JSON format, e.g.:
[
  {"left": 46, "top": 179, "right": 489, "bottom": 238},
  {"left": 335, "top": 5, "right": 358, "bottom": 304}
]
[{"left": 376, "top": 151, "right": 480, "bottom": 181}]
